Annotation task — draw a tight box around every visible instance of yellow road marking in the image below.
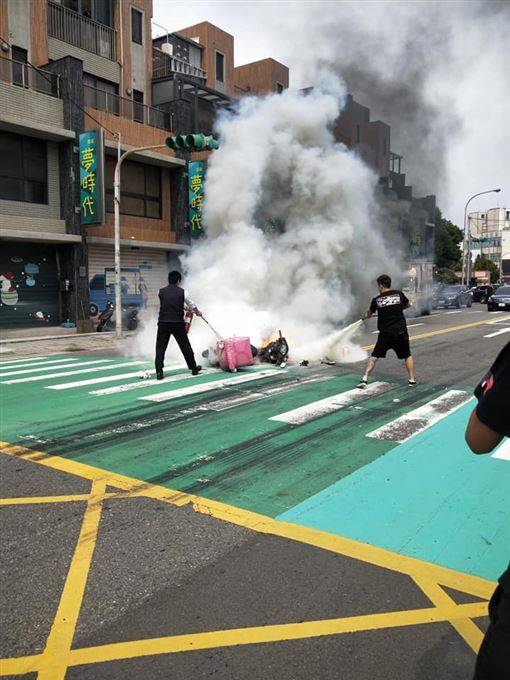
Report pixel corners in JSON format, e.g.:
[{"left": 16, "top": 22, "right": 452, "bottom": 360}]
[
  {"left": 0, "top": 490, "right": 139, "bottom": 506},
  {"left": 0, "top": 442, "right": 495, "bottom": 600},
  {"left": 37, "top": 480, "right": 105, "bottom": 680},
  {"left": 0, "top": 602, "right": 488, "bottom": 674},
  {"left": 412, "top": 576, "right": 485, "bottom": 653},
  {"left": 362, "top": 319, "right": 494, "bottom": 350}
]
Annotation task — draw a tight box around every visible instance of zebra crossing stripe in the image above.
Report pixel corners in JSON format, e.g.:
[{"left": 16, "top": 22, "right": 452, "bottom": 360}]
[
  {"left": 90, "top": 367, "right": 219, "bottom": 395},
  {"left": 269, "top": 381, "right": 391, "bottom": 424},
  {"left": 0, "top": 359, "right": 112, "bottom": 377},
  {"left": 46, "top": 368, "right": 155, "bottom": 390},
  {"left": 0, "top": 358, "right": 81, "bottom": 372},
  {"left": 140, "top": 369, "right": 283, "bottom": 403},
  {"left": 366, "top": 390, "right": 473, "bottom": 443},
  {"left": 1, "top": 361, "right": 146, "bottom": 384},
  {"left": 0, "top": 356, "right": 48, "bottom": 366}
]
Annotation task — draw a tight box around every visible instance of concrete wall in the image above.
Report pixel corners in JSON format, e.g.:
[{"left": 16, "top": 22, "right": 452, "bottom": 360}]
[
  {"left": 48, "top": 37, "right": 120, "bottom": 83},
  {"left": 0, "top": 81, "right": 65, "bottom": 131},
  {"left": 7, "top": 0, "right": 30, "bottom": 52}
]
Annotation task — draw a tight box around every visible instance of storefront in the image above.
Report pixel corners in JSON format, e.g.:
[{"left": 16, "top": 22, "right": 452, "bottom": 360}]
[
  {"left": 87, "top": 244, "right": 180, "bottom": 317},
  {"left": 0, "top": 242, "right": 60, "bottom": 327}
]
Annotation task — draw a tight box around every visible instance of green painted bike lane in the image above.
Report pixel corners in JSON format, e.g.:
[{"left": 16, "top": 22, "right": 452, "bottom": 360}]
[
  {"left": 279, "top": 402, "right": 510, "bottom": 581},
  {"left": 1, "top": 356, "right": 444, "bottom": 516}
]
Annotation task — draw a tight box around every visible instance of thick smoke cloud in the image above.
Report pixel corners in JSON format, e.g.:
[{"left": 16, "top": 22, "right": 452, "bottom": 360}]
[
  {"left": 155, "top": 0, "right": 509, "bottom": 224},
  {"left": 177, "top": 78, "right": 402, "bottom": 361}
]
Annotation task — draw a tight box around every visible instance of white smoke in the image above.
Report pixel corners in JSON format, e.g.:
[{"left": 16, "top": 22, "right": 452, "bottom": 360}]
[{"left": 168, "top": 77, "right": 402, "bottom": 363}]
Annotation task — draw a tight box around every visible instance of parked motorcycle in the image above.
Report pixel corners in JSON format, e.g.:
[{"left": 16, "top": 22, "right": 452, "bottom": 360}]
[{"left": 96, "top": 300, "right": 139, "bottom": 332}]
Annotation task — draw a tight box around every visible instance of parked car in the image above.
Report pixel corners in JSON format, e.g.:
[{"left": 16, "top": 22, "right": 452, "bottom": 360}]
[
  {"left": 471, "top": 285, "right": 494, "bottom": 303},
  {"left": 487, "top": 285, "right": 510, "bottom": 311},
  {"left": 433, "top": 285, "right": 472, "bottom": 309}
]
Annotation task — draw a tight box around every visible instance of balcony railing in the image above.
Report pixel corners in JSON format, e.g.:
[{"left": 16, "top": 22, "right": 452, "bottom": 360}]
[
  {"left": 152, "top": 49, "right": 207, "bottom": 81},
  {"left": 84, "top": 84, "right": 170, "bottom": 130},
  {"left": 0, "top": 58, "right": 60, "bottom": 98},
  {"left": 48, "top": 1, "right": 116, "bottom": 61}
]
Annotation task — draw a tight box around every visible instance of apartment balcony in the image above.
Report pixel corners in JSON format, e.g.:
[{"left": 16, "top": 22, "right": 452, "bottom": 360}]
[
  {"left": 152, "top": 49, "right": 207, "bottom": 82},
  {"left": 84, "top": 85, "right": 170, "bottom": 130},
  {"left": 0, "top": 58, "right": 68, "bottom": 136},
  {"left": 0, "top": 58, "right": 60, "bottom": 97},
  {"left": 48, "top": 0, "right": 116, "bottom": 61}
]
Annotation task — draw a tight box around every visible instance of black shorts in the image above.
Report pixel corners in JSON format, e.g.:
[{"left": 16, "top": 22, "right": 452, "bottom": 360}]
[{"left": 372, "top": 332, "right": 411, "bottom": 360}]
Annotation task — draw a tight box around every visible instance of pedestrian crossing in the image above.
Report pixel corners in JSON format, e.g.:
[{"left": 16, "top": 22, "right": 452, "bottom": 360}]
[{"left": 0, "top": 354, "right": 500, "bottom": 456}]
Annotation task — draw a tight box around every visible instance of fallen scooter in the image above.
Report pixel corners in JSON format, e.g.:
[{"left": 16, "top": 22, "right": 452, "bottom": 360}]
[{"left": 96, "top": 300, "right": 139, "bottom": 332}]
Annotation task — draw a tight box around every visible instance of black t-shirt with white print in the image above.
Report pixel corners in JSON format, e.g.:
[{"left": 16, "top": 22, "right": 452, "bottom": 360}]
[
  {"left": 473, "top": 341, "right": 510, "bottom": 592},
  {"left": 370, "top": 290, "right": 409, "bottom": 335}
]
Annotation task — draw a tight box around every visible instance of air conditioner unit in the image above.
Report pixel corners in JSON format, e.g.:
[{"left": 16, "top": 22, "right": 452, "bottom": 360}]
[{"left": 161, "top": 43, "right": 173, "bottom": 56}]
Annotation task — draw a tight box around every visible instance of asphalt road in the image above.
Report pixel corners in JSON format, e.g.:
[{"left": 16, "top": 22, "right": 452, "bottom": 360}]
[{"left": 1, "top": 305, "right": 509, "bottom": 680}]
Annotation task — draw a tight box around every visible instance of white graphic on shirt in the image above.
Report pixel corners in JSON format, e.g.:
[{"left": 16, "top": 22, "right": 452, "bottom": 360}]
[{"left": 377, "top": 294, "right": 401, "bottom": 308}]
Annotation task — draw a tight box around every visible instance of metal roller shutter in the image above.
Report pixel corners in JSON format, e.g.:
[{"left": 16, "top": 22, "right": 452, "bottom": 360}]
[
  {"left": 0, "top": 243, "right": 59, "bottom": 327},
  {"left": 87, "top": 245, "right": 170, "bottom": 315}
]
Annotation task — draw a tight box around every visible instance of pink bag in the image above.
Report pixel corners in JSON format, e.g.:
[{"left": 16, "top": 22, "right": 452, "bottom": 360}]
[{"left": 217, "top": 337, "right": 254, "bottom": 372}]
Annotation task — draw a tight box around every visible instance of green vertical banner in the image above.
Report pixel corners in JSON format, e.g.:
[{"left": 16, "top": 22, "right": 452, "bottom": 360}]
[
  {"left": 79, "top": 129, "right": 105, "bottom": 226},
  {"left": 188, "top": 160, "right": 205, "bottom": 238}
]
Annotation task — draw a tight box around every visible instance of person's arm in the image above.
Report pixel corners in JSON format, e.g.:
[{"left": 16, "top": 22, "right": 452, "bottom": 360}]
[
  {"left": 184, "top": 291, "right": 202, "bottom": 316},
  {"left": 465, "top": 409, "right": 503, "bottom": 454},
  {"left": 401, "top": 292, "right": 411, "bottom": 309},
  {"left": 363, "top": 298, "right": 377, "bottom": 320}
]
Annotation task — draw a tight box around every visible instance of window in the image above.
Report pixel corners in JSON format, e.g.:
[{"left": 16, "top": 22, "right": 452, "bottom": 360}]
[
  {"left": 132, "top": 89, "right": 144, "bottom": 123},
  {"left": 276, "top": 82, "right": 284, "bottom": 94},
  {"left": 506, "top": 211, "right": 509, "bottom": 220},
  {"left": 0, "top": 131, "right": 47, "bottom": 204},
  {"left": 62, "top": 0, "right": 113, "bottom": 26},
  {"left": 215, "top": 51, "right": 224, "bottom": 82},
  {"left": 105, "top": 157, "right": 161, "bottom": 218},
  {"left": 83, "top": 73, "right": 119, "bottom": 114},
  {"left": 356, "top": 124, "right": 361, "bottom": 143},
  {"left": 11, "top": 46, "right": 27, "bottom": 87},
  {"left": 131, "top": 8, "right": 143, "bottom": 45}
]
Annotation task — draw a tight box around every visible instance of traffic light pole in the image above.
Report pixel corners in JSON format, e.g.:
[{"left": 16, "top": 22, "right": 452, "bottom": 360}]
[
  {"left": 113, "top": 143, "right": 166, "bottom": 339},
  {"left": 113, "top": 133, "right": 219, "bottom": 338}
]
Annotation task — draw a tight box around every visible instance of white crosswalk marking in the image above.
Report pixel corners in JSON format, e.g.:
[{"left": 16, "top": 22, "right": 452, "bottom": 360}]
[
  {"left": 483, "top": 327, "right": 510, "bottom": 339},
  {"left": 0, "top": 356, "right": 48, "bottom": 365},
  {"left": 46, "top": 368, "right": 155, "bottom": 390},
  {"left": 492, "top": 439, "right": 510, "bottom": 461},
  {"left": 90, "top": 367, "right": 219, "bottom": 395},
  {"left": 0, "top": 359, "right": 111, "bottom": 377},
  {"left": 0, "top": 358, "right": 80, "bottom": 371},
  {"left": 1, "top": 361, "right": 146, "bottom": 384},
  {"left": 366, "top": 390, "right": 473, "bottom": 443},
  {"left": 269, "top": 382, "right": 391, "bottom": 424},
  {"left": 140, "top": 369, "right": 282, "bottom": 403}
]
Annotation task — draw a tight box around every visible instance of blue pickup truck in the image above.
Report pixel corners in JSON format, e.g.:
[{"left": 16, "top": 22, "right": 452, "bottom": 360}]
[{"left": 89, "top": 268, "right": 148, "bottom": 316}]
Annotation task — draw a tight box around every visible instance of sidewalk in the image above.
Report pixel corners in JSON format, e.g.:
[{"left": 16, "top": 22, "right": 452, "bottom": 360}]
[{"left": 0, "top": 328, "right": 135, "bottom": 359}]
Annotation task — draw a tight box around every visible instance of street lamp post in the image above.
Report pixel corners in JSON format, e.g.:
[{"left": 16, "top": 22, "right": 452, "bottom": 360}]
[
  {"left": 113, "top": 143, "right": 167, "bottom": 339},
  {"left": 462, "top": 189, "right": 501, "bottom": 287}
]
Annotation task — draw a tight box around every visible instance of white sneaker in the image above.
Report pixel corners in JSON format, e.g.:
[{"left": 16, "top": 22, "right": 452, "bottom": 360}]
[{"left": 356, "top": 379, "right": 368, "bottom": 389}]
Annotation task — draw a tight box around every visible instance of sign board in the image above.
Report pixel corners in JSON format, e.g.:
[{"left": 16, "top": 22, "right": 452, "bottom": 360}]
[
  {"left": 188, "top": 160, "right": 205, "bottom": 238},
  {"left": 79, "top": 129, "right": 105, "bottom": 226}
]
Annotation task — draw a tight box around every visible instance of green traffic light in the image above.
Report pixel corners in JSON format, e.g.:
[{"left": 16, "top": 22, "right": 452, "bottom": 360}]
[{"left": 165, "top": 134, "right": 219, "bottom": 151}]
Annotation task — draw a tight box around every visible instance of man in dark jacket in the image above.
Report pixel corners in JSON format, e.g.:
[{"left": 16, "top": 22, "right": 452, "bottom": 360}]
[
  {"left": 465, "top": 341, "right": 510, "bottom": 680},
  {"left": 155, "top": 270, "right": 203, "bottom": 380}
]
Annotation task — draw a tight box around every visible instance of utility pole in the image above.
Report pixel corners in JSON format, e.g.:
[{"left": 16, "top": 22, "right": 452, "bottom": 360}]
[
  {"left": 113, "top": 143, "right": 167, "bottom": 338},
  {"left": 462, "top": 189, "right": 501, "bottom": 286}
]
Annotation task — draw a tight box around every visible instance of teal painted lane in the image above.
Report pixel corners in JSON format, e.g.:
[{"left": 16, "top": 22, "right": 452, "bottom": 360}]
[{"left": 278, "top": 402, "right": 510, "bottom": 581}]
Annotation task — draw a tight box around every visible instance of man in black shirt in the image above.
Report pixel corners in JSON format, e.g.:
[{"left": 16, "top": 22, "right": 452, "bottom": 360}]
[
  {"left": 465, "top": 341, "right": 510, "bottom": 680},
  {"left": 357, "top": 274, "right": 416, "bottom": 389},
  {"left": 155, "top": 270, "right": 203, "bottom": 380}
]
